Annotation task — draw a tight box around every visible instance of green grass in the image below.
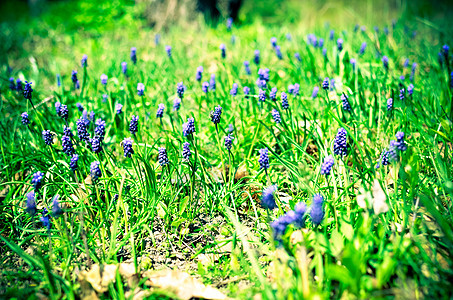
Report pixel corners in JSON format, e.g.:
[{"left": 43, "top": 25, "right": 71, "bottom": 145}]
[{"left": 1, "top": 0, "right": 453, "bottom": 299}]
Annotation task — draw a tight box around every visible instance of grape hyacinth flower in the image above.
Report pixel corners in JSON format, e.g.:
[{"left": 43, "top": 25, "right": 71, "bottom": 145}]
[
  {"left": 81, "top": 54, "right": 88, "bottom": 68},
  {"left": 210, "top": 105, "right": 222, "bottom": 125},
  {"left": 399, "top": 88, "right": 405, "bottom": 101},
  {"left": 76, "top": 103, "right": 84, "bottom": 112},
  {"left": 90, "top": 161, "right": 101, "bottom": 182},
  {"left": 388, "top": 140, "right": 398, "bottom": 162},
  {"left": 40, "top": 208, "right": 51, "bottom": 230},
  {"left": 95, "top": 119, "right": 106, "bottom": 140},
  {"left": 52, "top": 195, "right": 63, "bottom": 218},
  {"left": 270, "top": 212, "right": 294, "bottom": 241},
  {"left": 173, "top": 98, "right": 181, "bottom": 111},
  {"left": 271, "top": 109, "right": 281, "bottom": 124},
  {"left": 62, "top": 135, "right": 74, "bottom": 156},
  {"left": 281, "top": 92, "right": 289, "bottom": 109},
  {"left": 70, "top": 154, "right": 79, "bottom": 171},
  {"left": 293, "top": 83, "right": 300, "bottom": 96},
  {"left": 337, "top": 38, "right": 343, "bottom": 52},
  {"left": 275, "top": 45, "right": 283, "bottom": 59},
  {"left": 63, "top": 125, "right": 73, "bottom": 137},
  {"left": 270, "top": 37, "right": 277, "bottom": 48},
  {"left": 293, "top": 202, "right": 307, "bottom": 228},
  {"left": 294, "top": 52, "right": 301, "bottom": 62},
  {"left": 158, "top": 147, "right": 169, "bottom": 166},
  {"left": 257, "top": 78, "right": 267, "bottom": 89},
  {"left": 9, "top": 77, "right": 16, "bottom": 90},
  {"left": 333, "top": 128, "right": 347, "bottom": 156},
  {"left": 42, "top": 130, "right": 53, "bottom": 146},
  {"left": 156, "top": 103, "right": 165, "bottom": 119},
  {"left": 209, "top": 74, "right": 216, "bottom": 91},
  {"left": 182, "top": 117, "right": 195, "bottom": 137},
  {"left": 270, "top": 87, "right": 277, "bottom": 101},
  {"left": 129, "top": 115, "right": 139, "bottom": 135},
  {"left": 322, "top": 77, "right": 329, "bottom": 90},
  {"left": 77, "top": 118, "right": 90, "bottom": 143},
  {"left": 116, "top": 103, "right": 123, "bottom": 114},
  {"left": 329, "top": 30, "right": 335, "bottom": 40},
  {"left": 407, "top": 84, "right": 414, "bottom": 96},
  {"left": 59, "top": 104, "right": 68, "bottom": 120},
  {"left": 254, "top": 50, "right": 260, "bottom": 65},
  {"left": 32, "top": 171, "right": 44, "bottom": 191},
  {"left": 220, "top": 44, "right": 226, "bottom": 58},
  {"left": 136, "top": 83, "right": 145, "bottom": 96},
  {"left": 26, "top": 191, "right": 37, "bottom": 216},
  {"left": 130, "top": 47, "right": 137, "bottom": 64},
  {"left": 165, "top": 46, "right": 172, "bottom": 58},
  {"left": 258, "top": 89, "right": 266, "bottom": 102},
  {"left": 376, "top": 149, "right": 389, "bottom": 169},
  {"left": 387, "top": 98, "right": 393, "bottom": 111},
  {"left": 262, "top": 185, "right": 278, "bottom": 210},
  {"left": 258, "top": 68, "right": 270, "bottom": 81},
  {"left": 320, "top": 155, "right": 334, "bottom": 175},
  {"left": 404, "top": 58, "right": 409, "bottom": 68},
  {"left": 182, "top": 142, "right": 191, "bottom": 160},
  {"left": 100, "top": 74, "right": 108, "bottom": 85},
  {"left": 21, "top": 112, "right": 30, "bottom": 125},
  {"left": 71, "top": 70, "right": 78, "bottom": 84},
  {"left": 176, "top": 82, "right": 184, "bottom": 99},
  {"left": 224, "top": 134, "right": 234, "bottom": 152},
  {"left": 359, "top": 42, "right": 367, "bottom": 55},
  {"left": 243, "top": 86, "right": 250, "bottom": 97},
  {"left": 76, "top": 80, "right": 80, "bottom": 89},
  {"left": 16, "top": 78, "right": 23, "bottom": 92},
  {"left": 258, "top": 148, "right": 269, "bottom": 170},
  {"left": 244, "top": 61, "right": 251, "bottom": 75},
  {"left": 55, "top": 102, "right": 61, "bottom": 115},
  {"left": 382, "top": 56, "right": 389, "bottom": 70},
  {"left": 395, "top": 132, "right": 407, "bottom": 151},
  {"left": 228, "top": 124, "right": 234, "bottom": 133},
  {"left": 443, "top": 44, "right": 449, "bottom": 61},
  {"left": 312, "top": 86, "right": 319, "bottom": 98},
  {"left": 121, "top": 62, "right": 127, "bottom": 75},
  {"left": 23, "top": 81, "right": 33, "bottom": 100},
  {"left": 341, "top": 93, "right": 351, "bottom": 111},
  {"left": 122, "top": 137, "right": 134, "bottom": 158},
  {"left": 195, "top": 66, "right": 203, "bottom": 81},
  {"left": 91, "top": 136, "right": 102, "bottom": 153},
  {"left": 202, "top": 81, "right": 209, "bottom": 93},
  {"left": 230, "top": 83, "right": 238, "bottom": 96},
  {"left": 310, "top": 194, "right": 324, "bottom": 225},
  {"left": 330, "top": 79, "right": 335, "bottom": 91},
  {"left": 288, "top": 85, "right": 294, "bottom": 95},
  {"left": 322, "top": 48, "right": 327, "bottom": 57},
  {"left": 56, "top": 74, "right": 61, "bottom": 86},
  {"left": 226, "top": 17, "right": 233, "bottom": 31},
  {"left": 350, "top": 58, "right": 356, "bottom": 71}
]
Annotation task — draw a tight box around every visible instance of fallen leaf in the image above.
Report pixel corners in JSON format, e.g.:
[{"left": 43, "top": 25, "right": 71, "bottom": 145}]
[
  {"left": 79, "top": 264, "right": 117, "bottom": 293},
  {"left": 144, "top": 270, "right": 228, "bottom": 300}
]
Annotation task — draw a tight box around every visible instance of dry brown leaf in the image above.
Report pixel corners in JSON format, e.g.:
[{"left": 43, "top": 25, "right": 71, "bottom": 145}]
[
  {"left": 79, "top": 264, "right": 117, "bottom": 293},
  {"left": 144, "top": 270, "right": 228, "bottom": 300}
]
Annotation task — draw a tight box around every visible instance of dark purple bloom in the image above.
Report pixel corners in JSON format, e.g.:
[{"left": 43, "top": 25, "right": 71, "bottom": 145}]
[
  {"left": 329, "top": 30, "right": 335, "bottom": 40},
  {"left": 333, "top": 128, "right": 347, "bottom": 156},
  {"left": 21, "top": 112, "right": 30, "bottom": 125},
  {"left": 226, "top": 17, "right": 233, "bottom": 31},
  {"left": 220, "top": 43, "right": 226, "bottom": 58},
  {"left": 395, "top": 131, "right": 407, "bottom": 151},
  {"left": 137, "top": 83, "right": 145, "bottom": 96},
  {"left": 42, "top": 130, "right": 53, "bottom": 146},
  {"left": 382, "top": 56, "right": 389, "bottom": 70},
  {"left": 312, "top": 86, "right": 319, "bottom": 98},
  {"left": 254, "top": 50, "right": 260, "bottom": 65},
  {"left": 173, "top": 98, "right": 181, "bottom": 111},
  {"left": 100, "top": 74, "right": 108, "bottom": 85},
  {"left": 91, "top": 136, "right": 102, "bottom": 153},
  {"left": 337, "top": 38, "right": 343, "bottom": 52},
  {"left": 359, "top": 42, "right": 367, "bottom": 55},
  {"left": 259, "top": 148, "right": 269, "bottom": 170},
  {"left": 443, "top": 44, "right": 449, "bottom": 60},
  {"left": 281, "top": 92, "right": 289, "bottom": 109},
  {"left": 262, "top": 185, "right": 277, "bottom": 209},
  {"left": 257, "top": 78, "right": 267, "bottom": 89},
  {"left": 55, "top": 102, "right": 61, "bottom": 115},
  {"left": 258, "top": 68, "right": 270, "bottom": 81},
  {"left": 121, "top": 62, "right": 127, "bottom": 75},
  {"left": 271, "top": 109, "right": 281, "bottom": 124},
  {"left": 341, "top": 93, "right": 351, "bottom": 111},
  {"left": 310, "top": 194, "right": 324, "bottom": 225},
  {"left": 330, "top": 79, "right": 335, "bottom": 91},
  {"left": 228, "top": 124, "right": 234, "bottom": 133},
  {"left": 318, "top": 38, "right": 324, "bottom": 48},
  {"left": 211, "top": 105, "right": 222, "bottom": 124},
  {"left": 209, "top": 74, "right": 216, "bottom": 91},
  {"left": 196, "top": 66, "right": 203, "bottom": 81},
  {"left": 388, "top": 140, "right": 398, "bottom": 162},
  {"left": 81, "top": 54, "right": 88, "bottom": 68},
  {"left": 322, "top": 48, "right": 327, "bottom": 57},
  {"left": 9, "top": 77, "right": 16, "bottom": 90},
  {"left": 182, "top": 117, "right": 195, "bottom": 136},
  {"left": 23, "top": 81, "right": 33, "bottom": 100},
  {"left": 404, "top": 58, "right": 409, "bottom": 68},
  {"left": 230, "top": 83, "right": 238, "bottom": 96},
  {"left": 244, "top": 61, "right": 251, "bottom": 75},
  {"left": 76, "top": 80, "right": 80, "bottom": 89},
  {"left": 129, "top": 115, "right": 139, "bottom": 135},
  {"left": 156, "top": 103, "right": 165, "bottom": 118},
  {"left": 294, "top": 52, "right": 301, "bottom": 62},
  {"left": 122, "top": 137, "right": 134, "bottom": 158},
  {"left": 158, "top": 147, "right": 169, "bottom": 166},
  {"left": 116, "top": 103, "right": 123, "bottom": 114},
  {"left": 90, "top": 161, "right": 101, "bottom": 181},
  {"left": 62, "top": 135, "right": 74, "bottom": 156},
  {"left": 243, "top": 86, "right": 250, "bottom": 97},
  {"left": 350, "top": 58, "right": 356, "bottom": 70},
  {"left": 293, "top": 83, "right": 300, "bottom": 96},
  {"left": 275, "top": 45, "right": 283, "bottom": 59},
  {"left": 31, "top": 171, "right": 44, "bottom": 191},
  {"left": 322, "top": 77, "right": 329, "bottom": 90},
  {"left": 407, "top": 84, "right": 414, "bottom": 96},
  {"left": 182, "top": 142, "right": 191, "bottom": 160},
  {"left": 176, "top": 82, "right": 184, "bottom": 99},
  {"left": 387, "top": 98, "right": 393, "bottom": 111},
  {"left": 16, "top": 78, "right": 23, "bottom": 92},
  {"left": 270, "top": 37, "right": 277, "bottom": 48},
  {"left": 224, "top": 134, "right": 234, "bottom": 151},
  {"left": 70, "top": 154, "right": 79, "bottom": 171},
  {"left": 202, "top": 81, "right": 209, "bottom": 93},
  {"left": 320, "top": 155, "right": 334, "bottom": 175},
  {"left": 270, "top": 87, "right": 277, "bottom": 101},
  {"left": 94, "top": 118, "right": 105, "bottom": 141},
  {"left": 63, "top": 125, "right": 73, "bottom": 137},
  {"left": 76, "top": 103, "right": 84, "bottom": 112},
  {"left": 165, "top": 45, "right": 172, "bottom": 58},
  {"left": 288, "top": 84, "right": 294, "bottom": 95},
  {"left": 130, "top": 47, "right": 137, "bottom": 64},
  {"left": 293, "top": 202, "right": 307, "bottom": 227},
  {"left": 59, "top": 104, "right": 68, "bottom": 120},
  {"left": 376, "top": 148, "right": 389, "bottom": 169},
  {"left": 399, "top": 88, "right": 405, "bottom": 101},
  {"left": 40, "top": 208, "right": 51, "bottom": 230},
  {"left": 258, "top": 89, "right": 266, "bottom": 102},
  {"left": 26, "top": 191, "right": 37, "bottom": 216},
  {"left": 71, "top": 70, "right": 78, "bottom": 84},
  {"left": 52, "top": 195, "right": 63, "bottom": 217}
]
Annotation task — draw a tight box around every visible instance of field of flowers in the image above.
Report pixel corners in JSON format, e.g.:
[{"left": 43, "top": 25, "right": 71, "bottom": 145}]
[{"left": 1, "top": 0, "right": 453, "bottom": 298}]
